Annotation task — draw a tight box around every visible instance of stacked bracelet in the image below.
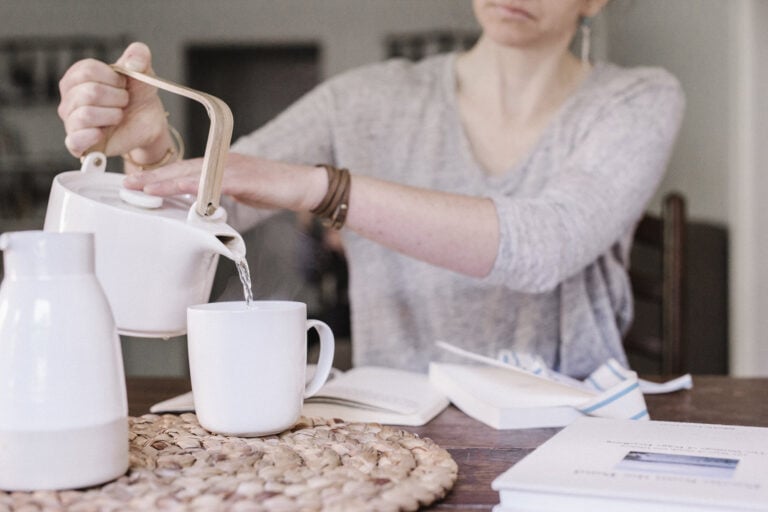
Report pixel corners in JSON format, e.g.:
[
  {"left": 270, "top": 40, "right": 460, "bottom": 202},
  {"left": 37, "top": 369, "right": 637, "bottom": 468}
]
[
  {"left": 310, "top": 165, "right": 351, "bottom": 230},
  {"left": 123, "top": 118, "right": 185, "bottom": 171}
]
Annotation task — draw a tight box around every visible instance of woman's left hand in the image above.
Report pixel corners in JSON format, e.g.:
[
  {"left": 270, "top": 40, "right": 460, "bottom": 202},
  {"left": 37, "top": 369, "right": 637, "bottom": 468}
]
[{"left": 122, "top": 152, "right": 327, "bottom": 212}]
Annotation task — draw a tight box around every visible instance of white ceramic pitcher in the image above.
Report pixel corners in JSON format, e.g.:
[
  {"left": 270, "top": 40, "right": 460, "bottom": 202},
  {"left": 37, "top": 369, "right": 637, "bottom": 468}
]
[
  {"left": 44, "top": 66, "right": 246, "bottom": 338},
  {"left": 0, "top": 231, "right": 128, "bottom": 490}
]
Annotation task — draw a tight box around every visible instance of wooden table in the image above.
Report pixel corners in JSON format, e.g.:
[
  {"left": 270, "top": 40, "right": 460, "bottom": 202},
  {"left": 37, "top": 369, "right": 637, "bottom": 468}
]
[{"left": 127, "top": 376, "right": 768, "bottom": 511}]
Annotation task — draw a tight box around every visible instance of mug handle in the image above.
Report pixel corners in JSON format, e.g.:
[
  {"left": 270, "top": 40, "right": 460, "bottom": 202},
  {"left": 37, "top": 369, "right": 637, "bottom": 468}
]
[{"left": 304, "top": 319, "right": 335, "bottom": 398}]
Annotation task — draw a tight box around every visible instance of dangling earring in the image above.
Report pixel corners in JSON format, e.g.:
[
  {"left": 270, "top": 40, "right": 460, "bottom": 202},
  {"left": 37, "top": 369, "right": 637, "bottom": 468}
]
[{"left": 580, "top": 17, "right": 592, "bottom": 65}]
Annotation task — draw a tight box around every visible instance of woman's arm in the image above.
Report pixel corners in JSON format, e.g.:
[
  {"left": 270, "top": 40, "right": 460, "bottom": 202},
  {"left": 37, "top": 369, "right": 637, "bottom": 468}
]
[
  {"left": 345, "top": 175, "right": 499, "bottom": 278},
  {"left": 485, "top": 73, "right": 686, "bottom": 292},
  {"left": 125, "top": 70, "right": 684, "bottom": 289},
  {"left": 124, "top": 154, "right": 501, "bottom": 278}
]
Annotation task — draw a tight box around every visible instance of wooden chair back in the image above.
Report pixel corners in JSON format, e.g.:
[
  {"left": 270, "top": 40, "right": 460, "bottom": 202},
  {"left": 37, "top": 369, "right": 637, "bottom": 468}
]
[{"left": 624, "top": 192, "right": 687, "bottom": 374}]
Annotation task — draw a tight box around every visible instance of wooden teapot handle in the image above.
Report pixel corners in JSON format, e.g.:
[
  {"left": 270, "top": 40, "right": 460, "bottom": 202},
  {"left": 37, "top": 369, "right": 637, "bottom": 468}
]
[{"left": 110, "top": 65, "right": 233, "bottom": 218}]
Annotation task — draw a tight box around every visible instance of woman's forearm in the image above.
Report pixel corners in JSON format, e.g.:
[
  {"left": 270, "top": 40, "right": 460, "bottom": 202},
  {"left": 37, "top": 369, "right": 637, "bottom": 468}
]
[
  {"left": 124, "top": 155, "right": 500, "bottom": 278},
  {"left": 345, "top": 174, "right": 499, "bottom": 278}
]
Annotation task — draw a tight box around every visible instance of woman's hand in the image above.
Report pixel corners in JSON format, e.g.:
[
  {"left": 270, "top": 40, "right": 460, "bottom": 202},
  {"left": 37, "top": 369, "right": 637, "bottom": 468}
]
[
  {"left": 122, "top": 153, "right": 328, "bottom": 213},
  {"left": 57, "top": 42, "right": 170, "bottom": 165}
]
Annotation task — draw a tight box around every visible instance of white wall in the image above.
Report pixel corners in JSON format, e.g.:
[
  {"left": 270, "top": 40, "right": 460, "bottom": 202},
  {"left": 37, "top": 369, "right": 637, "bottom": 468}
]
[
  {"left": 605, "top": 0, "right": 768, "bottom": 376},
  {"left": 753, "top": 0, "right": 768, "bottom": 375},
  {"left": 730, "top": 0, "right": 768, "bottom": 376},
  {"left": 604, "top": 0, "right": 731, "bottom": 224}
]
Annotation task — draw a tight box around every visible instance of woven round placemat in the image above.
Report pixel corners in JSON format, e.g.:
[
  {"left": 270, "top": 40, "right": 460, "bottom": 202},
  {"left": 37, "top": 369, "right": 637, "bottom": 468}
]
[{"left": 1, "top": 414, "right": 458, "bottom": 511}]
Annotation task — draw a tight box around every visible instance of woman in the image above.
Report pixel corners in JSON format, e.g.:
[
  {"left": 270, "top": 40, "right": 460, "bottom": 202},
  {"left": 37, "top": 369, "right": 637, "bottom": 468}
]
[{"left": 57, "top": 0, "right": 684, "bottom": 378}]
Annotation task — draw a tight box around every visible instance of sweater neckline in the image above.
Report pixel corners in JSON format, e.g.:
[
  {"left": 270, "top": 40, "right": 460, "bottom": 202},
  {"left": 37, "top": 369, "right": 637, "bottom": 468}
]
[{"left": 441, "top": 53, "right": 605, "bottom": 184}]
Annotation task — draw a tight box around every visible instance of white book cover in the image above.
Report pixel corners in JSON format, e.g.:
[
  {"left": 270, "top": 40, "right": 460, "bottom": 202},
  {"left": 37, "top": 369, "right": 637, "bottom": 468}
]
[
  {"left": 428, "top": 362, "right": 587, "bottom": 429},
  {"left": 151, "top": 366, "right": 449, "bottom": 427},
  {"left": 428, "top": 341, "right": 646, "bottom": 430},
  {"left": 492, "top": 417, "right": 768, "bottom": 512}
]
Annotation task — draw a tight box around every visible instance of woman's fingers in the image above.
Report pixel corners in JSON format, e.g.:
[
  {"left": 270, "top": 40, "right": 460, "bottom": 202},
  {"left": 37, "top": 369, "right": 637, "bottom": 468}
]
[
  {"left": 122, "top": 153, "right": 322, "bottom": 212},
  {"left": 57, "top": 81, "right": 129, "bottom": 122},
  {"left": 114, "top": 42, "right": 161, "bottom": 108},
  {"left": 115, "top": 42, "right": 153, "bottom": 74},
  {"left": 123, "top": 156, "right": 252, "bottom": 200},
  {"left": 63, "top": 104, "right": 124, "bottom": 134},
  {"left": 142, "top": 176, "right": 200, "bottom": 196},
  {"left": 57, "top": 42, "right": 166, "bottom": 159},
  {"left": 123, "top": 158, "right": 202, "bottom": 195},
  {"left": 64, "top": 128, "right": 105, "bottom": 157},
  {"left": 59, "top": 58, "right": 125, "bottom": 98},
  {"left": 58, "top": 59, "right": 128, "bottom": 157}
]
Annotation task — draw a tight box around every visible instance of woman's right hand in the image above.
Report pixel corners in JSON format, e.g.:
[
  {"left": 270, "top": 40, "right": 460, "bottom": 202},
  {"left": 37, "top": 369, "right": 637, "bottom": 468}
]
[{"left": 57, "top": 41, "right": 170, "bottom": 166}]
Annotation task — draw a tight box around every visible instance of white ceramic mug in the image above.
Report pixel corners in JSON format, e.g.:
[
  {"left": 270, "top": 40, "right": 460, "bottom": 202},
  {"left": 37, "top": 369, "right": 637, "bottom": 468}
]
[{"left": 187, "top": 301, "right": 334, "bottom": 436}]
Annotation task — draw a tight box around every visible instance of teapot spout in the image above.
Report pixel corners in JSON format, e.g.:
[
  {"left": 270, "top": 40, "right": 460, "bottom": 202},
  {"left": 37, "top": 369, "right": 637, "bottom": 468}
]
[
  {"left": 213, "top": 232, "right": 247, "bottom": 262},
  {"left": 186, "top": 204, "right": 246, "bottom": 263}
]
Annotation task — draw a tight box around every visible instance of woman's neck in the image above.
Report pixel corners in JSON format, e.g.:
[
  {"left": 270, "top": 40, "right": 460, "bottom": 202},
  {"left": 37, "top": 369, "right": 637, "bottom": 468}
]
[
  {"left": 452, "top": 34, "right": 594, "bottom": 176},
  {"left": 456, "top": 35, "right": 589, "bottom": 121}
]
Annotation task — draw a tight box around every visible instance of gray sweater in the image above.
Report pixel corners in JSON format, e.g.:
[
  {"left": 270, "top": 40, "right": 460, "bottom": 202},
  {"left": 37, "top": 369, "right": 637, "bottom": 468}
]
[{"left": 227, "top": 53, "right": 685, "bottom": 378}]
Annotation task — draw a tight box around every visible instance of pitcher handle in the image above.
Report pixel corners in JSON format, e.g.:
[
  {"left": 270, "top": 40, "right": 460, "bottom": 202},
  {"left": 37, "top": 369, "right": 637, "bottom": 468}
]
[{"left": 109, "top": 65, "right": 233, "bottom": 219}]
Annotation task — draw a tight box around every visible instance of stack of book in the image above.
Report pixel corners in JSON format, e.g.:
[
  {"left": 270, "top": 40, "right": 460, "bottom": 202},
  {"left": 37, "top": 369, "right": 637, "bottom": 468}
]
[{"left": 492, "top": 417, "right": 768, "bottom": 511}]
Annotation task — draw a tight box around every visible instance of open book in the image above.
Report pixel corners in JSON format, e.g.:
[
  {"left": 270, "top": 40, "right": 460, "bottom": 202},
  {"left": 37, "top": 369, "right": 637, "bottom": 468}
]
[
  {"left": 492, "top": 417, "right": 768, "bottom": 512},
  {"left": 302, "top": 366, "right": 449, "bottom": 426},
  {"left": 150, "top": 366, "right": 449, "bottom": 427},
  {"left": 429, "top": 341, "right": 692, "bottom": 430}
]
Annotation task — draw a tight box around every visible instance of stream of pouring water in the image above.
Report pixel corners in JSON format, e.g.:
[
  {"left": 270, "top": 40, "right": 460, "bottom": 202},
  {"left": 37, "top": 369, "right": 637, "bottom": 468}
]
[{"left": 236, "top": 258, "right": 254, "bottom": 307}]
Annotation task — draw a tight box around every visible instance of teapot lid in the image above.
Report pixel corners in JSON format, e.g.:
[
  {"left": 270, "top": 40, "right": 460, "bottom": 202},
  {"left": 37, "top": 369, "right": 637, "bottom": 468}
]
[{"left": 55, "top": 153, "right": 194, "bottom": 222}]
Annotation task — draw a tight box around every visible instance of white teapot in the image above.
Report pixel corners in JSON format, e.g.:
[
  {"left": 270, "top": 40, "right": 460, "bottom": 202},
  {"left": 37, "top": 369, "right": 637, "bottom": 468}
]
[{"left": 44, "top": 67, "right": 246, "bottom": 338}]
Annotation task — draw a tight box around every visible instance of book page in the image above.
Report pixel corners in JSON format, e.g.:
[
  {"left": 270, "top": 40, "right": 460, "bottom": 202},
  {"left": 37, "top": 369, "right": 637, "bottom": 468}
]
[
  {"left": 431, "top": 363, "right": 593, "bottom": 407},
  {"left": 303, "top": 366, "right": 449, "bottom": 426}
]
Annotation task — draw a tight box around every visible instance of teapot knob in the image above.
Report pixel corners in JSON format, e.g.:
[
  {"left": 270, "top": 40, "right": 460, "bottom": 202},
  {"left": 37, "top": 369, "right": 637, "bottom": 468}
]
[{"left": 118, "top": 188, "right": 163, "bottom": 209}]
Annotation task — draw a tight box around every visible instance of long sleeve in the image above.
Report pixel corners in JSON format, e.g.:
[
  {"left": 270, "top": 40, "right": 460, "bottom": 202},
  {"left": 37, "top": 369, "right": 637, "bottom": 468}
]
[{"left": 484, "top": 71, "right": 685, "bottom": 293}]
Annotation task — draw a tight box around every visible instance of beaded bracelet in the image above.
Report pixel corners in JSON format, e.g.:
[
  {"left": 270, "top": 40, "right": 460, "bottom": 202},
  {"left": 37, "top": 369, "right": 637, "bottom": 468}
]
[
  {"left": 123, "top": 118, "right": 185, "bottom": 171},
  {"left": 311, "top": 165, "right": 351, "bottom": 230}
]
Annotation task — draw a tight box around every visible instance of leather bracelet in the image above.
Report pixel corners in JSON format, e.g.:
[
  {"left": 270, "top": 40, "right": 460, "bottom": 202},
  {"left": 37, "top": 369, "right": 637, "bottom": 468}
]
[
  {"left": 329, "top": 169, "right": 351, "bottom": 230},
  {"left": 123, "top": 118, "right": 185, "bottom": 171},
  {"left": 311, "top": 164, "right": 351, "bottom": 230}
]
